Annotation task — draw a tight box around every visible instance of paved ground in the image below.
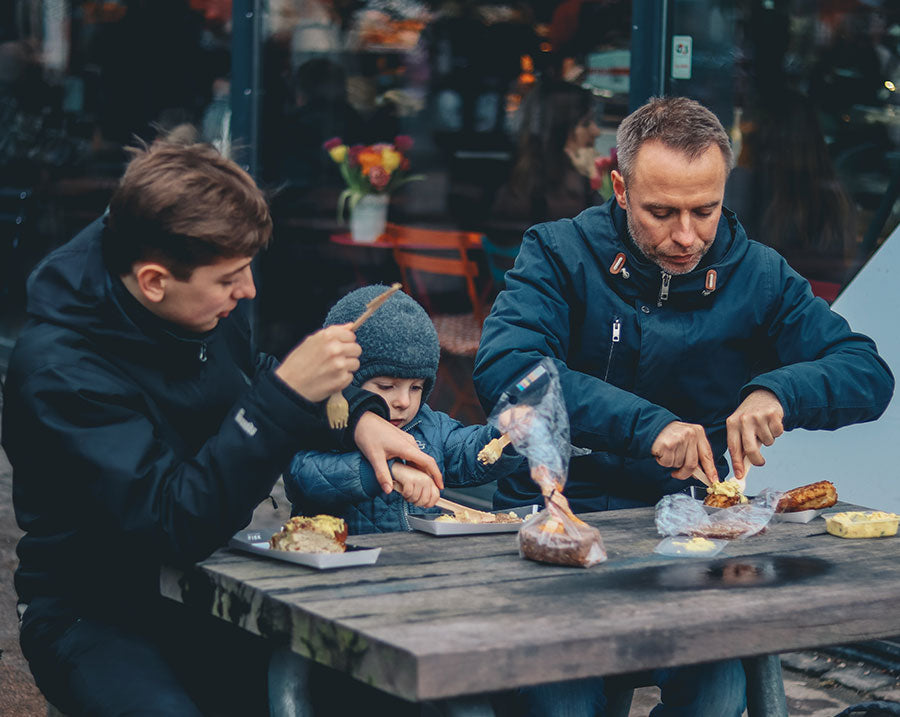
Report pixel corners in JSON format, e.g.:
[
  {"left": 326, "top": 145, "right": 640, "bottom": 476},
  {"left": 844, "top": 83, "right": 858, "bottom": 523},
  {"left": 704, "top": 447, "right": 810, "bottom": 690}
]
[{"left": 2, "top": 384, "right": 899, "bottom": 716}]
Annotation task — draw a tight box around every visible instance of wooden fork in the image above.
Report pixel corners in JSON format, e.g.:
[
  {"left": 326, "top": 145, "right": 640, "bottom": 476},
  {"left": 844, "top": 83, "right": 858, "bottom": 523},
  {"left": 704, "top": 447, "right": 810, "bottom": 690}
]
[
  {"left": 325, "top": 283, "right": 402, "bottom": 429},
  {"left": 477, "top": 434, "right": 511, "bottom": 464},
  {"left": 435, "top": 497, "right": 501, "bottom": 524}
]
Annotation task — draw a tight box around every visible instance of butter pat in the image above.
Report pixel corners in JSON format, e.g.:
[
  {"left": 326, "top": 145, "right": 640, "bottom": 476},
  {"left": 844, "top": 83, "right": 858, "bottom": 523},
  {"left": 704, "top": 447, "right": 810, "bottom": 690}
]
[
  {"left": 673, "top": 537, "right": 717, "bottom": 552},
  {"left": 825, "top": 511, "right": 899, "bottom": 539}
]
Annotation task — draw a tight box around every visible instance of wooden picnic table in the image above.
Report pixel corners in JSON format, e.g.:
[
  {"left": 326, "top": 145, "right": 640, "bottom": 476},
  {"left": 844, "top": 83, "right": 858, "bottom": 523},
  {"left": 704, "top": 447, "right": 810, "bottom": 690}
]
[{"left": 160, "top": 501, "right": 900, "bottom": 713}]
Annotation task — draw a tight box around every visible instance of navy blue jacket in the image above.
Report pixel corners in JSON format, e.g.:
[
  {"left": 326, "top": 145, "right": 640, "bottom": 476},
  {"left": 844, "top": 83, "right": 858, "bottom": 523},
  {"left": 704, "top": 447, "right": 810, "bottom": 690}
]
[
  {"left": 285, "top": 404, "right": 523, "bottom": 533},
  {"left": 473, "top": 200, "right": 894, "bottom": 512},
  {"left": 3, "top": 218, "right": 386, "bottom": 630}
]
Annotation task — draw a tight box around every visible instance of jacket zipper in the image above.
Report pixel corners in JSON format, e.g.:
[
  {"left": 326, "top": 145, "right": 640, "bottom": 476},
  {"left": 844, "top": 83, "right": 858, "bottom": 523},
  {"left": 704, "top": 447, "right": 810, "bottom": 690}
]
[
  {"left": 198, "top": 342, "right": 208, "bottom": 362},
  {"left": 603, "top": 318, "right": 621, "bottom": 381},
  {"left": 401, "top": 499, "right": 410, "bottom": 531},
  {"left": 657, "top": 272, "right": 671, "bottom": 307}
]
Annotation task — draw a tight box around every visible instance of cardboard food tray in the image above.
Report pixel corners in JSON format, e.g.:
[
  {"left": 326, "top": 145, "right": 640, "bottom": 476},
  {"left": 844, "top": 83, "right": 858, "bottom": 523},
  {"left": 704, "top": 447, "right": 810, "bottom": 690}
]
[
  {"left": 229, "top": 530, "right": 381, "bottom": 569},
  {"left": 773, "top": 509, "right": 824, "bottom": 524},
  {"left": 408, "top": 505, "right": 539, "bottom": 536}
]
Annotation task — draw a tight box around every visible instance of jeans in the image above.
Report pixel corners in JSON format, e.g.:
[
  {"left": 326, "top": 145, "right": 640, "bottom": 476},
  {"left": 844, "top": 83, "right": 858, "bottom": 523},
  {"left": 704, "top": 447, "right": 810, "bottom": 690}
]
[
  {"left": 20, "top": 600, "right": 271, "bottom": 717},
  {"left": 512, "top": 659, "right": 746, "bottom": 717}
]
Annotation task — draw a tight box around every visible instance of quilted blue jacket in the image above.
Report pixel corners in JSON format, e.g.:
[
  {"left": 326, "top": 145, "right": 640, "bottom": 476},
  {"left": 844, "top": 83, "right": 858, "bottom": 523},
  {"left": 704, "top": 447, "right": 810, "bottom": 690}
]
[
  {"left": 473, "top": 200, "right": 894, "bottom": 512},
  {"left": 284, "top": 404, "right": 524, "bottom": 534}
]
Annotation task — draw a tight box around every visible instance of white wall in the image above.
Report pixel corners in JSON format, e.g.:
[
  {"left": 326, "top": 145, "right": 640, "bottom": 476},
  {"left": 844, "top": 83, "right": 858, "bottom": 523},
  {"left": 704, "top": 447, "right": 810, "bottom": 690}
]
[{"left": 751, "top": 224, "right": 900, "bottom": 512}]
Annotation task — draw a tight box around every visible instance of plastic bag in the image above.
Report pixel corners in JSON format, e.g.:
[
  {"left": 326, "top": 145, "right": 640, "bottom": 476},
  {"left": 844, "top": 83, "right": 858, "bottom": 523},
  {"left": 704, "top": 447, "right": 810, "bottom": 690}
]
[
  {"left": 656, "top": 493, "right": 775, "bottom": 541},
  {"left": 488, "top": 360, "right": 606, "bottom": 567}
]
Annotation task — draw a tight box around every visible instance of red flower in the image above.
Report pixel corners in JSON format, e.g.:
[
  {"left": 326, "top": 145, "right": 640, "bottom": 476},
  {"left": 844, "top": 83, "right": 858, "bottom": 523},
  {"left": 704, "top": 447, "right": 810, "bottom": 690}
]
[
  {"left": 368, "top": 166, "right": 390, "bottom": 190},
  {"left": 347, "top": 144, "right": 364, "bottom": 166},
  {"left": 393, "top": 135, "right": 414, "bottom": 152},
  {"left": 323, "top": 137, "right": 343, "bottom": 151}
]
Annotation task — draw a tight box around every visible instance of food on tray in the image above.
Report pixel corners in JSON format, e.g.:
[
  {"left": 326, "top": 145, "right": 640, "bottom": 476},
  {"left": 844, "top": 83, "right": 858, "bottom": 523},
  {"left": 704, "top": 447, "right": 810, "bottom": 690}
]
[
  {"left": 269, "top": 515, "right": 348, "bottom": 553},
  {"left": 435, "top": 510, "right": 522, "bottom": 525},
  {"left": 776, "top": 480, "right": 838, "bottom": 513},
  {"left": 703, "top": 479, "right": 749, "bottom": 508},
  {"left": 824, "top": 511, "right": 899, "bottom": 539}
]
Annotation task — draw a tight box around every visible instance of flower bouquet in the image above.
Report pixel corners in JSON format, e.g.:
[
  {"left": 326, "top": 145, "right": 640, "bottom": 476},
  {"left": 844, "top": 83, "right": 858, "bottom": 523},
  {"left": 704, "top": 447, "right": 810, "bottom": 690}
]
[{"left": 324, "top": 135, "right": 424, "bottom": 224}]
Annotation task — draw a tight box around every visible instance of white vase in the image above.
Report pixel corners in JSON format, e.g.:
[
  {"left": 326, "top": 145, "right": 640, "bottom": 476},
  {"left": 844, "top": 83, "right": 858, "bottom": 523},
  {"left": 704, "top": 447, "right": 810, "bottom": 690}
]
[{"left": 349, "top": 194, "right": 389, "bottom": 243}]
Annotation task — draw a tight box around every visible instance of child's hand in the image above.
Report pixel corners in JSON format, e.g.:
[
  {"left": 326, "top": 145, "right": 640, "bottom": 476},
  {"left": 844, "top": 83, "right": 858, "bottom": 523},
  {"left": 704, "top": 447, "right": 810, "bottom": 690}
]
[
  {"left": 354, "top": 412, "right": 443, "bottom": 493},
  {"left": 275, "top": 324, "right": 361, "bottom": 402},
  {"left": 390, "top": 462, "right": 441, "bottom": 507}
]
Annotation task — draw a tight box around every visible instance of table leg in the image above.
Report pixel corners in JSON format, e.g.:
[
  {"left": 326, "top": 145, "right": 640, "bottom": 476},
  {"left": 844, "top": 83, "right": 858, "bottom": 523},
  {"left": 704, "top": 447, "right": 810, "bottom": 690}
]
[
  {"left": 268, "top": 648, "right": 314, "bottom": 717},
  {"left": 743, "top": 654, "right": 788, "bottom": 717}
]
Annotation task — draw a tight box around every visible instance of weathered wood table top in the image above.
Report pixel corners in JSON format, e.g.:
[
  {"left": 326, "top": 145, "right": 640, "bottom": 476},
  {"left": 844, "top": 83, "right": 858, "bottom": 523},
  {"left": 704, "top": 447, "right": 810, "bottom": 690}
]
[{"left": 160, "top": 502, "right": 900, "bottom": 702}]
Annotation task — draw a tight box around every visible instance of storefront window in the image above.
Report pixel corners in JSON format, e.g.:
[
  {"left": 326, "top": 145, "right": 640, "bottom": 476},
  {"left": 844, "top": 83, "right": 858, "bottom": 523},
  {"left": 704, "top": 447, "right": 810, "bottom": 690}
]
[
  {"left": 670, "top": 0, "right": 900, "bottom": 297},
  {"left": 255, "top": 0, "right": 632, "bottom": 353},
  {"left": 0, "top": 0, "right": 232, "bottom": 353}
]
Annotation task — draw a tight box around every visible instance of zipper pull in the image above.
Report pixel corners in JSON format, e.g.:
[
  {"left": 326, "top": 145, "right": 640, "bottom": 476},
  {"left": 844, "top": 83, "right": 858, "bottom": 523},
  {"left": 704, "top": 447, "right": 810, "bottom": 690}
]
[
  {"left": 611, "top": 318, "right": 621, "bottom": 343},
  {"left": 657, "top": 272, "right": 671, "bottom": 307},
  {"left": 198, "top": 343, "right": 208, "bottom": 362}
]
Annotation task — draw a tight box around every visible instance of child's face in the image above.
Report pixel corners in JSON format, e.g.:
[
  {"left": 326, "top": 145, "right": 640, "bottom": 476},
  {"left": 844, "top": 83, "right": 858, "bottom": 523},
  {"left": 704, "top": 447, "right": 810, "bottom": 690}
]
[{"left": 361, "top": 376, "right": 425, "bottom": 428}]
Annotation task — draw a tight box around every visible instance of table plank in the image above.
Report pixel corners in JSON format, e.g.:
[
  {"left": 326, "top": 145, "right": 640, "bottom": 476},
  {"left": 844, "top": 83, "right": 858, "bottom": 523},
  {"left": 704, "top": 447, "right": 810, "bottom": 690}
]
[{"left": 161, "top": 503, "right": 900, "bottom": 700}]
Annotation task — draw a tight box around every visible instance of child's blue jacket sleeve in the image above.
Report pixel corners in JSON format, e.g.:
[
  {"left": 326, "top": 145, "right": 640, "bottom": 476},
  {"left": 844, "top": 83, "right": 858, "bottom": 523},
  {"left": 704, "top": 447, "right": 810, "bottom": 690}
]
[
  {"left": 284, "top": 449, "right": 388, "bottom": 514},
  {"left": 428, "top": 409, "right": 525, "bottom": 487}
]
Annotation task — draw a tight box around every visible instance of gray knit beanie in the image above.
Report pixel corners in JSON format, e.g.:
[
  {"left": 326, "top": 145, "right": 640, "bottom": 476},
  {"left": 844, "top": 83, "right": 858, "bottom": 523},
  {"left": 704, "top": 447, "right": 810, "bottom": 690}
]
[{"left": 324, "top": 285, "right": 440, "bottom": 401}]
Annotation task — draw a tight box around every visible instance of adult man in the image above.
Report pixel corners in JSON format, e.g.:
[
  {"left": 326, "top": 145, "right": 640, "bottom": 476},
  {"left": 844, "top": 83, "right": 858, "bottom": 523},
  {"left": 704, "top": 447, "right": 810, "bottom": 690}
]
[
  {"left": 474, "top": 97, "right": 893, "bottom": 715},
  {"left": 3, "top": 136, "right": 441, "bottom": 715}
]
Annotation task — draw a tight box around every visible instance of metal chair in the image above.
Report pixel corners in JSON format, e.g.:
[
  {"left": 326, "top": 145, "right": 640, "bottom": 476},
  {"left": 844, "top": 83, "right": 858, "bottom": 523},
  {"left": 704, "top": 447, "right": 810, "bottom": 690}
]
[{"left": 384, "top": 223, "right": 487, "bottom": 422}]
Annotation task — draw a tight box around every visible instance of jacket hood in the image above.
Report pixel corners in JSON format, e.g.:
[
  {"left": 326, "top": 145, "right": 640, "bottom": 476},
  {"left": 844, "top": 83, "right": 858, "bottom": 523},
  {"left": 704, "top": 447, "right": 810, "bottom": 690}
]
[
  {"left": 25, "top": 218, "right": 218, "bottom": 365},
  {"left": 570, "top": 199, "right": 751, "bottom": 309}
]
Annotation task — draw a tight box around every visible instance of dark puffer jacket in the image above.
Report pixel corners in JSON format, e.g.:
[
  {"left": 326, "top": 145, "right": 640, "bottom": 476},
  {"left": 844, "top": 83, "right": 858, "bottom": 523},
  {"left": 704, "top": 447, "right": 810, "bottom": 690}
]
[
  {"left": 285, "top": 404, "right": 523, "bottom": 533},
  {"left": 474, "top": 200, "right": 894, "bottom": 512},
  {"left": 3, "top": 218, "right": 386, "bottom": 632}
]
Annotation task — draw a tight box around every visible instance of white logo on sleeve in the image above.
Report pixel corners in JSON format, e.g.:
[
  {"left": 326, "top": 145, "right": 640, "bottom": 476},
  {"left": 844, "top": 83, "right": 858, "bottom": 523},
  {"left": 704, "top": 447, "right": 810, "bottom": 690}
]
[{"left": 234, "top": 408, "right": 258, "bottom": 437}]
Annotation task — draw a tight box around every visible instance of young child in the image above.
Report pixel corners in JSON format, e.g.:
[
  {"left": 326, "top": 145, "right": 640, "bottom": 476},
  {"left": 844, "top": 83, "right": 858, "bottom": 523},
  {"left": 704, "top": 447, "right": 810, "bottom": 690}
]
[{"left": 284, "top": 285, "right": 523, "bottom": 533}]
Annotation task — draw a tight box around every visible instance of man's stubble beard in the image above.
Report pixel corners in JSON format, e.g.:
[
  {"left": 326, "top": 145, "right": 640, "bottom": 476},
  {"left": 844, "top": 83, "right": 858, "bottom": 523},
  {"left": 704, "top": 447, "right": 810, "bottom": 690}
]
[{"left": 625, "top": 205, "right": 710, "bottom": 276}]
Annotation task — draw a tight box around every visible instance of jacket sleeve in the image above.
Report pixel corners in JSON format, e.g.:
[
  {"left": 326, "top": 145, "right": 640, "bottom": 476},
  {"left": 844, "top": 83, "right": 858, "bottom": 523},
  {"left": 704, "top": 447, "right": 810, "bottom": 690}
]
[
  {"left": 743, "top": 253, "right": 894, "bottom": 430},
  {"left": 7, "top": 360, "right": 356, "bottom": 568},
  {"left": 284, "top": 448, "right": 388, "bottom": 513},
  {"left": 473, "top": 224, "right": 678, "bottom": 459},
  {"left": 430, "top": 413, "right": 525, "bottom": 487}
]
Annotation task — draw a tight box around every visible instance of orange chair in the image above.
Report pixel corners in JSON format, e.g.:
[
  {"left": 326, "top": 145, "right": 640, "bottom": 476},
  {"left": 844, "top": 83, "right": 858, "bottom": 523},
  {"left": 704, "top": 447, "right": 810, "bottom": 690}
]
[{"left": 384, "top": 223, "right": 487, "bottom": 422}]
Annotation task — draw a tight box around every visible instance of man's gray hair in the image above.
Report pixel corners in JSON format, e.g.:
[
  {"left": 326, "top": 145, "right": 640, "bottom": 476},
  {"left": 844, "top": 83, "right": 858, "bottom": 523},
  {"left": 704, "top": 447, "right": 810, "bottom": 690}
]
[{"left": 616, "top": 96, "right": 734, "bottom": 182}]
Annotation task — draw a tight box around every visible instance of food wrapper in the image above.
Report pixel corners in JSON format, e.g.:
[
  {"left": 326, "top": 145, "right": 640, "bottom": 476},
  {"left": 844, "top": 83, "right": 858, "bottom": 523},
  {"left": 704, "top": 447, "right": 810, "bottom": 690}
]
[
  {"left": 489, "top": 360, "right": 606, "bottom": 567},
  {"left": 656, "top": 493, "right": 775, "bottom": 541}
]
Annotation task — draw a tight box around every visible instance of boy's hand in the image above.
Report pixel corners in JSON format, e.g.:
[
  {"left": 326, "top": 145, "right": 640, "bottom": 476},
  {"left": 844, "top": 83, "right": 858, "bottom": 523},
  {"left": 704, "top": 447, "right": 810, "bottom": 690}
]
[
  {"left": 354, "top": 412, "right": 443, "bottom": 493},
  {"left": 275, "top": 324, "right": 361, "bottom": 403},
  {"left": 390, "top": 463, "right": 440, "bottom": 507}
]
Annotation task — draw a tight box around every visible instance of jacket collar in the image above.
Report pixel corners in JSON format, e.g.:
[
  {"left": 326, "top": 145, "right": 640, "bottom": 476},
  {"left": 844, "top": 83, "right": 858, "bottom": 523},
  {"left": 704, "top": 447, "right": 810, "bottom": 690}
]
[{"left": 578, "top": 199, "right": 749, "bottom": 308}]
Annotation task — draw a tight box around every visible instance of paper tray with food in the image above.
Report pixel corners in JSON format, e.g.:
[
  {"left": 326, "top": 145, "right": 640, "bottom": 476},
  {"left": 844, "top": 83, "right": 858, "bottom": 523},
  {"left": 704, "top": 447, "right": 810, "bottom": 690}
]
[
  {"left": 229, "top": 530, "right": 381, "bottom": 569},
  {"left": 408, "top": 505, "right": 539, "bottom": 535}
]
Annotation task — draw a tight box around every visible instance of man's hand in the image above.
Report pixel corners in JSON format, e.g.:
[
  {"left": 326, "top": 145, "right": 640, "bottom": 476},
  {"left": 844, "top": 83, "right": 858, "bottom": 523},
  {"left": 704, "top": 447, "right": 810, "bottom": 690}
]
[
  {"left": 275, "top": 324, "right": 360, "bottom": 403},
  {"left": 651, "top": 421, "right": 719, "bottom": 483},
  {"left": 726, "top": 389, "right": 784, "bottom": 480},
  {"left": 354, "top": 412, "right": 444, "bottom": 494},
  {"left": 391, "top": 463, "right": 441, "bottom": 507}
]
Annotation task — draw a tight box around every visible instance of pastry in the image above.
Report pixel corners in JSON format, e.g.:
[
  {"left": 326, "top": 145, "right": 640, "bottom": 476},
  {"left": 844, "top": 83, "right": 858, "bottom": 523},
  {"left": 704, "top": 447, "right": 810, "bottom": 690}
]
[
  {"left": 269, "top": 515, "right": 348, "bottom": 553},
  {"left": 775, "top": 481, "right": 837, "bottom": 513}
]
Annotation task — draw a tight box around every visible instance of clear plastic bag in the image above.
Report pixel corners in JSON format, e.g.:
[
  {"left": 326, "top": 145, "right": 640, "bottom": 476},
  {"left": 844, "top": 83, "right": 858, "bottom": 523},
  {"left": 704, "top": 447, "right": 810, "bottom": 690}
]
[
  {"left": 488, "top": 360, "right": 606, "bottom": 567},
  {"left": 656, "top": 493, "right": 775, "bottom": 541}
]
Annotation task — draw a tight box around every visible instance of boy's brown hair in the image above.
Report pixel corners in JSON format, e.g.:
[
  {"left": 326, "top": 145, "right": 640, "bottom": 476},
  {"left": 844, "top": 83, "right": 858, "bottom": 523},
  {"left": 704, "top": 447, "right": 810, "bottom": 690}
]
[{"left": 104, "top": 130, "right": 272, "bottom": 279}]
